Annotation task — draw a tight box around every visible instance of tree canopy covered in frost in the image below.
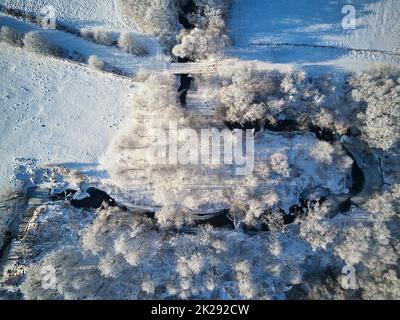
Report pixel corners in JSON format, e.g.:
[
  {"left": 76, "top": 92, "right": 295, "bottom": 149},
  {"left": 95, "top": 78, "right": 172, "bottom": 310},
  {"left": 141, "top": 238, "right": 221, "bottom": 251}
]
[
  {"left": 118, "top": 0, "right": 231, "bottom": 57},
  {"left": 349, "top": 66, "right": 400, "bottom": 151},
  {"left": 20, "top": 205, "right": 313, "bottom": 300},
  {"left": 310, "top": 141, "right": 335, "bottom": 165},
  {"left": 17, "top": 183, "right": 400, "bottom": 299},
  {"left": 172, "top": 1, "right": 231, "bottom": 60},
  {"left": 118, "top": 0, "right": 180, "bottom": 37},
  {"left": 99, "top": 67, "right": 353, "bottom": 230},
  {"left": 208, "top": 62, "right": 353, "bottom": 130}
]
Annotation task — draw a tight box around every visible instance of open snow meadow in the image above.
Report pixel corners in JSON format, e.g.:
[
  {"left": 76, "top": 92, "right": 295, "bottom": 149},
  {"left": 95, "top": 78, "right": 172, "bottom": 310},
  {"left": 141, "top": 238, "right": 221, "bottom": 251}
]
[{"left": 0, "top": 0, "right": 399, "bottom": 301}]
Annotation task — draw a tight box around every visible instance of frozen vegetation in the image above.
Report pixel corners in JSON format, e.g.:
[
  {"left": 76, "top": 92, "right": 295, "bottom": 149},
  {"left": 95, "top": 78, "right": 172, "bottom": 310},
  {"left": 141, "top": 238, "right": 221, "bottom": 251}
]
[
  {"left": 349, "top": 67, "right": 400, "bottom": 151},
  {"left": 0, "top": 0, "right": 399, "bottom": 300}
]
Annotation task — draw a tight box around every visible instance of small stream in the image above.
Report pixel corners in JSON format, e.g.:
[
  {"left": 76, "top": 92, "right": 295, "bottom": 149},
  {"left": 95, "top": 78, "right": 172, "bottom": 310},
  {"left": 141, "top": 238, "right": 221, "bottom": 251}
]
[
  {"left": 0, "top": 122, "right": 380, "bottom": 267},
  {"left": 0, "top": 1, "right": 384, "bottom": 257},
  {"left": 172, "top": 2, "right": 379, "bottom": 228},
  {"left": 176, "top": 0, "right": 197, "bottom": 106},
  {"left": 221, "top": 116, "right": 377, "bottom": 225}
]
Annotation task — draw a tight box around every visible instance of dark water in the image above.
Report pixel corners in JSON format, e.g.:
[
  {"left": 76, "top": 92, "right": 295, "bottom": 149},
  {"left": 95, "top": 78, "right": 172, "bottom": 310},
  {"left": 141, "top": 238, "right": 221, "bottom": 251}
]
[
  {"left": 177, "top": 74, "right": 192, "bottom": 106},
  {"left": 70, "top": 187, "right": 116, "bottom": 209},
  {"left": 224, "top": 117, "right": 366, "bottom": 217}
]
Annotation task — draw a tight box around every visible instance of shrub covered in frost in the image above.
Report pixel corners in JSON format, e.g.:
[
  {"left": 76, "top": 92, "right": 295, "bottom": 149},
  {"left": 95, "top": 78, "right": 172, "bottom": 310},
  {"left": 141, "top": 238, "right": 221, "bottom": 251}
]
[
  {"left": 117, "top": 32, "right": 149, "bottom": 56},
  {"left": 118, "top": 0, "right": 179, "bottom": 37},
  {"left": 0, "top": 26, "right": 24, "bottom": 47},
  {"left": 80, "top": 28, "right": 118, "bottom": 46},
  {"left": 310, "top": 141, "right": 335, "bottom": 165},
  {"left": 87, "top": 55, "right": 106, "bottom": 71},
  {"left": 23, "top": 31, "right": 68, "bottom": 58}
]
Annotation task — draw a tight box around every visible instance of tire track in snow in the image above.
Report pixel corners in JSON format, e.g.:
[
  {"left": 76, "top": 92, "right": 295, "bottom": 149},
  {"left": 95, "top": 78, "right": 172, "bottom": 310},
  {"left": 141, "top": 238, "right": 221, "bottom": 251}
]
[{"left": 249, "top": 41, "right": 400, "bottom": 63}]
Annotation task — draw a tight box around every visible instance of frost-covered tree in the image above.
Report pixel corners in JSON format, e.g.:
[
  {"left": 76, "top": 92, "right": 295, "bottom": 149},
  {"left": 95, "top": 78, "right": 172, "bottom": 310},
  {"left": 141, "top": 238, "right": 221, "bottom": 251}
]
[
  {"left": 349, "top": 66, "right": 400, "bottom": 151},
  {"left": 299, "top": 203, "right": 337, "bottom": 251},
  {"left": 118, "top": 0, "right": 179, "bottom": 37},
  {"left": 23, "top": 31, "right": 67, "bottom": 58},
  {"left": 117, "top": 32, "right": 149, "bottom": 56},
  {"left": 215, "top": 63, "right": 282, "bottom": 124},
  {"left": 0, "top": 26, "right": 24, "bottom": 47},
  {"left": 298, "top": 184, "right": 400, "bottom": 299},
  {"left": 88, "top": 55, "right": 105, "bottom": 71},
  {"left": 174, "top": 0, "right": 231, "bottom": 60},
  {"left": 172, "top": 25, "right": 229, "bottom": 61},
  {"left": 310, "top": 141, "right": 335, "bottom": 165},
  {"left": 208, "top": 61, "right": 352, "bottom": 128},
  {"left": 20, "top": 203, "right": 314, "bottom": 300},
  {"left": 80, "top": 28, "right": 118, "bottom": 46},
  {"left": 270, "top": 152, "right": 290, "bottom": 177},
  {"left": 172, "top": 3, "right": 230, "bottom": 60}
]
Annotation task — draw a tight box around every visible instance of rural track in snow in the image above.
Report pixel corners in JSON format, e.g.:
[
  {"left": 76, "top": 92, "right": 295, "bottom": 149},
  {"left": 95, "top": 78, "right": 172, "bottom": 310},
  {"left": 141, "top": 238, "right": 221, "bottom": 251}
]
[{"left": 249, "top": 41, "right": 400, "bottom": 64}]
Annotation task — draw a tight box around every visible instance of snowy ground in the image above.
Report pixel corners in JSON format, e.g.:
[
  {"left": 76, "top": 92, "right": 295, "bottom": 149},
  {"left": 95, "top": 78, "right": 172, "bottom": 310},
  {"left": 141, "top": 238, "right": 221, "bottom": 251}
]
[
  {"left": 0, "top": 14, "right": 164, "bottom": 74},
  {"left": 0, "top": 0, "right": 137, "bottom": 31},
  {"left": 0, "top": 42, "right": 135, "bottom": 192},
  {"left": 227, "top": 0, "right": 400, "bottom": 74}
]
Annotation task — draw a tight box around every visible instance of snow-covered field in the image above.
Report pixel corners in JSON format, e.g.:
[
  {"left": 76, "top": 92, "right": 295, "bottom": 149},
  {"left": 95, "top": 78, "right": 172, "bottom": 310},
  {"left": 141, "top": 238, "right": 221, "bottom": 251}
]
[
  {"left": 0, "top": 14, "right": 165, "bottom": 74},
  {"left": 0, "top": 0, "right": 399, "bottom": 301},
  {"left": 228, "top": 0, "right": 400, "bottom": 73},
  {"left": 0, "top": 42, "right": 134, "bottom": 192},
  {"left": 0, "top": 0, "right": 137, "bottom": 31}
]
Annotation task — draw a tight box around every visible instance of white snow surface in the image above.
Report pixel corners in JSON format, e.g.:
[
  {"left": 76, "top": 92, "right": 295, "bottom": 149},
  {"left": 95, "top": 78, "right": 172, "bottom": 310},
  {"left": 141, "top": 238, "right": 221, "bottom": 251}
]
[
  {"left": 0, "top": 14, "right": 164, "bottom": 74},
  {"left": 0, "top": 0, "right": 136, "bottom": 31},
  {"left": 0, "top": 42, "right": 135, "bottom": 192},
  {"left": 228, "top": 0, "right": 400, "bottom": 74}
]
